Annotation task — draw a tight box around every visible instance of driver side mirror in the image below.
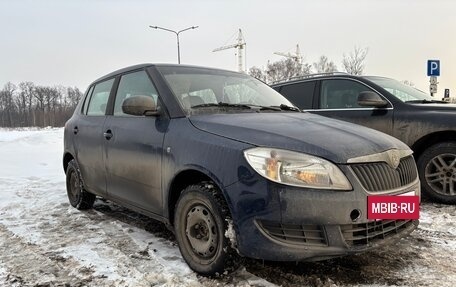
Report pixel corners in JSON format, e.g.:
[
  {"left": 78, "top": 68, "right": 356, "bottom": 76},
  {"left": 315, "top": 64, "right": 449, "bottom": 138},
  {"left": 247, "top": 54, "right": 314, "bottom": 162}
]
[
  {"left": 357, "top": 91, "right": 388, "bottom": 107},
  {"left": 122, "top": 95, "right": 160, "bottom": 116}
]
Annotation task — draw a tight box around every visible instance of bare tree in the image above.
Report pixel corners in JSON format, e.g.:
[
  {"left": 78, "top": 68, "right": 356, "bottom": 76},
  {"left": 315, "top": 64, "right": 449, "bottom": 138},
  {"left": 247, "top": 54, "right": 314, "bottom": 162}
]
[
  {"left": 44, "top": 87, "right": 61, "bottom": 126},
  {"left": 67, "top": 87, "right": 83, "bottom": 107},
  {"left": 0, "top": 81, "right": 83, "bottom": 128},
  {"left": 249, "top": 56, "right": 314, "bottom": 84},
  {"left": 301, "top": 62, "right": 312, "bottom": 75},
  {"left": 313, "top": 56, "right": 338, "bottom": 73},
  {"left": 0, "top": 83, "right": 17, "bottom": 127},
  {"left": 16, "top": 82, "right": 34, "bottom": 126},
  {"left": 0, "top": 90, "right": 5, "bottom": 127},
  {"left": 265, "top": 60, "right": 288, "bottom": 83},
  {"left": 18, "top": 82, "right": 36, "bottom": 126},
  {"left": 269, "top": 58, "right": 312, "bottom": 83},
  {"left": 248, "top": 66, "right": 267, "bottom": 82},
  {"left": 342, "top": 46, "right": 369, "bottom": 75},
  {"left": 33, "top": 86, "right": 48, "bottom": 127}
]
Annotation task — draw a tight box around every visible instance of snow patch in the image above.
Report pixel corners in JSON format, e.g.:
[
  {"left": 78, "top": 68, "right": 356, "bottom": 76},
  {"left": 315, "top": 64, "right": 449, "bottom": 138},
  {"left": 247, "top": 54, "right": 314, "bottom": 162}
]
[{"left": 225, "top": 219, "right": 238, "bottom": 251}]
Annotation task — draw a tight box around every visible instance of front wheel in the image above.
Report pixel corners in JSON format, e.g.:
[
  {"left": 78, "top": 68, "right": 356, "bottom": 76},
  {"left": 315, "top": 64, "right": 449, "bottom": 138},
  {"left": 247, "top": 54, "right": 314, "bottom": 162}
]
[
  {"left": 418, "top": 142, "right": 456, "bottom": 204},
  {"left": 174, "top": 182, "right": 239, "bottom": 276}
]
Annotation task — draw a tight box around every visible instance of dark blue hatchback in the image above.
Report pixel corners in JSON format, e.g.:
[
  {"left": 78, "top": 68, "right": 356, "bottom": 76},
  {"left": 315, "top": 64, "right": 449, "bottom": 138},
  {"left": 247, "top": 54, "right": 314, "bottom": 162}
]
[{"left": 63, "top": 64, "right": 419, "bottom": 275}]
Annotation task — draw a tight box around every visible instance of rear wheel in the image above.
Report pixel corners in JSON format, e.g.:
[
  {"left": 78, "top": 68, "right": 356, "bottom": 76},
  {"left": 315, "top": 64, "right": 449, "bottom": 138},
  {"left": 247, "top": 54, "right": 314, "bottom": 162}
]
[
  {"left": 174, "top": 182, "right": 238, "bottom": 276},
  {"left": 66, "top": 159, "right": 96, "bottom": 209},
  {"left": 418, "top": 142, "right": 456, "bottom": 204}
]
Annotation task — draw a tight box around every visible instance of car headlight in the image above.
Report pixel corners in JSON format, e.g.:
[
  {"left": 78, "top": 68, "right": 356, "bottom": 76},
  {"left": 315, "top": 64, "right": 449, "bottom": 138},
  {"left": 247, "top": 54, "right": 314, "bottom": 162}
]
[{"left": 243, "top": 147, "right": 352, "bottom": 190}]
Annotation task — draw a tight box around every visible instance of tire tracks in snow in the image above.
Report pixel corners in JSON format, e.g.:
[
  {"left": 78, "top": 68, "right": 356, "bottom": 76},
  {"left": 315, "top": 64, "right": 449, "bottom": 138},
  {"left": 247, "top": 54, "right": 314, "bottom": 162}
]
[{"left": 0, "top": 223, "right": 104, "bottom": 286}]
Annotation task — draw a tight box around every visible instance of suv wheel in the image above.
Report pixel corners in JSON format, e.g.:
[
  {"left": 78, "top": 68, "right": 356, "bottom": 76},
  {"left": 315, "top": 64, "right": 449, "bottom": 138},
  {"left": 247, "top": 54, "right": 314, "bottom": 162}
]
[
  {"left": 418, "top": 142, "right": 456, "bottom": 204},
  {"left": 174, "top": 182, "right": 239, "bottom": 275},
  {"left": 66, "top": 159, "right": 96, "bottom": 209}
]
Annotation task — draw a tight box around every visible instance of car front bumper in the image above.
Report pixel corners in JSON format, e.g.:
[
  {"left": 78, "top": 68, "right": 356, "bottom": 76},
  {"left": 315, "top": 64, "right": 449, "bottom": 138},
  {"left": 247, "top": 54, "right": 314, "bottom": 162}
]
[{"left": 225, "top": 165, "right": 420, "bottom": 261}]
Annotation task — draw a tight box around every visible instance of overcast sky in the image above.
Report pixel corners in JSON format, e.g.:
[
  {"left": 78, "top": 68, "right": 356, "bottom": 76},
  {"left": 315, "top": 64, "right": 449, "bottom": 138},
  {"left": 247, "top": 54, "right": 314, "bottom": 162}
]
[{"left": 0, "top": 0, "right": 454, "bottom": 96}]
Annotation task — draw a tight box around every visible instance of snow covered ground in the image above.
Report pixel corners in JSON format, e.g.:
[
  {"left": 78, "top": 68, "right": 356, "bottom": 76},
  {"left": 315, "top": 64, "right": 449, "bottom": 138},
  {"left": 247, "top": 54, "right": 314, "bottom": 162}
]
[{"left": 0, "top": 128, "right": 455, "bottom": 286}]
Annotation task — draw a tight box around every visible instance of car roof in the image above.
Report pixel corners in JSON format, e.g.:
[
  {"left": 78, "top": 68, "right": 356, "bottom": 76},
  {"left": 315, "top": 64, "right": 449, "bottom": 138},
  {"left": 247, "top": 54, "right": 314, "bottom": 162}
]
[
  {"left": 270, "top": 73, "right": 397, "bottom": 87},
  {"left": 90, "top": 63, "right": 241, "bottom": 86},
  {"left": 270, "top": 73, "right": 360, "bottom": 86}
]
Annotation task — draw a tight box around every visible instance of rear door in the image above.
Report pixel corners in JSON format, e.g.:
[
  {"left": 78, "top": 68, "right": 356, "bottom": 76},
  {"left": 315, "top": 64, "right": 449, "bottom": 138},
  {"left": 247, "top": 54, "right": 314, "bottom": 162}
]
[
  {"left": 313, "top": 79, "right": 394, "bottom": 135},
  {"left": 75, "top": 78, "right": 115, "bottom": 196},
  {"left": 103, "top": 70, "right": 168, "bottom": 215},
  {"left": 275, "top": 81, "right": 316, "bottom": 110}
]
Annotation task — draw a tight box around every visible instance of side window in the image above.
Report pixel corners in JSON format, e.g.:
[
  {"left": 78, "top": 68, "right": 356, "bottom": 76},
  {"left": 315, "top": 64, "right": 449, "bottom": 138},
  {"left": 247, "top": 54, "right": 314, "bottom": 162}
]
[
  {"left": 279, "top": 81, "right": 316, "bottom": 109},
  {"left": 81, "top": 86, "right": 94, "bottom": 114},
  {"left": 114, "top": 71, "right": 159, "bottom": 116},
  {"left": 320, "top": 79, "right": 376, "bottom": 109},
  {"left": 86, "top": 79, "right": 114, "bottom": 116}
]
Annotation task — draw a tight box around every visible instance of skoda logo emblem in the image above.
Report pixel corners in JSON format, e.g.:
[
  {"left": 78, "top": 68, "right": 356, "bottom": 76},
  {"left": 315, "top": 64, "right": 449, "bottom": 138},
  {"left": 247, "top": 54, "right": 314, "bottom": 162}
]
[{"left": 389, "top": 151, "right": 400, "bottom": 169}]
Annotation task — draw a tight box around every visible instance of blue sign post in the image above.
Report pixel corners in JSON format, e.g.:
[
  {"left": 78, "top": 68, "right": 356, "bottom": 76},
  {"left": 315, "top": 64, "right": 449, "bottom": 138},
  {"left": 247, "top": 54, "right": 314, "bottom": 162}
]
[
  {"left": 427, "top": 60, "right": 440, "bottom": 76},
  {"left": 427, "top": 60, "right": 440, "bottom": 97}
]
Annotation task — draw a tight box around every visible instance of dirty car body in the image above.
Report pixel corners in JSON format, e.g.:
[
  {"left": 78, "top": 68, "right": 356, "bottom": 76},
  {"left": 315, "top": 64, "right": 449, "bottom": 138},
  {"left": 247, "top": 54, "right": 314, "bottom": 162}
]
[{"left": 63, "top": 64, "right": 419, "bottom": 274}]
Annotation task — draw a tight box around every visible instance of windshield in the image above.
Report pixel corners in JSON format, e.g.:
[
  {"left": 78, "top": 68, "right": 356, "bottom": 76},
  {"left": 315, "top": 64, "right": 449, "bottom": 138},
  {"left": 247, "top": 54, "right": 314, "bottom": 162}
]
[
  {"left": 157, "top": 66, "right": 295, "bottom": 113},
  {"left": 365, "top": 76, "right": 434, "bottom": 102}
]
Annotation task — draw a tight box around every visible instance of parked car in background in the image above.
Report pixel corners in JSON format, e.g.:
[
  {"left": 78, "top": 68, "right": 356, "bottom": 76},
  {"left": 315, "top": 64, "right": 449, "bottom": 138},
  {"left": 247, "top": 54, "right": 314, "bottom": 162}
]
[
  {"left": 64, "top": 64, "right": 419, "bottom": 275},
  {"left": 272, "top": 73, "right": 456, "bottom": 204}
]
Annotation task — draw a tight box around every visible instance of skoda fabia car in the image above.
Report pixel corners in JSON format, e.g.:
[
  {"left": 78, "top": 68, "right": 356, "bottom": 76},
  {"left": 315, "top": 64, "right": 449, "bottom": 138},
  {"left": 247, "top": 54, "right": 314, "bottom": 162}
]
[{"left": 64, "top": 64, "right": 419, "bottom": 275}]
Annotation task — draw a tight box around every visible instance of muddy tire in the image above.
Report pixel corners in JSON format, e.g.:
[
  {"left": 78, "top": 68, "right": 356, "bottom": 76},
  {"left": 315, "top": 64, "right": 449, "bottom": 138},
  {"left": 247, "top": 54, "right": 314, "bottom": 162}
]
[
  {"left": 65, "top": 159, "right": 96, "bottom": 209},
  {"left": 174, "top": 182, "right": 239, "bottom": 276},
  {"left": 418, "top": 142, "right": 456, "bottom": 204}
]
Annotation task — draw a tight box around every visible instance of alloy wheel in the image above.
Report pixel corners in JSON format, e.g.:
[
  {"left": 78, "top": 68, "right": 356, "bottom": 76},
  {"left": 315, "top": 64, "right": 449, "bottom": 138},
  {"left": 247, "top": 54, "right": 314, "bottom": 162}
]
[{"left": 425, "top": 153, "right": 456, "bottom": 196}]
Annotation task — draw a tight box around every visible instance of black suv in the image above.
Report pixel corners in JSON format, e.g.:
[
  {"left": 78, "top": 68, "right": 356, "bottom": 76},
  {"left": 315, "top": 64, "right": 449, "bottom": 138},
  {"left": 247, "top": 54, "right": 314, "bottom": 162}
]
[
  {"left": 272, "top": 73, "right": 456, "bottom": 204},
  {"left": 64, "top": 64, "right": 418, "bottom": 275}
]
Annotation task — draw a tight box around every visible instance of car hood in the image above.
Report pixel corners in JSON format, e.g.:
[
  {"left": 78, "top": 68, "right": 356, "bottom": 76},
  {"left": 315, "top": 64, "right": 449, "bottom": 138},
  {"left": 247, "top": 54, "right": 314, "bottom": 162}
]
[{"left": 189, "top": 112, "right": 409, "bottom": 164}]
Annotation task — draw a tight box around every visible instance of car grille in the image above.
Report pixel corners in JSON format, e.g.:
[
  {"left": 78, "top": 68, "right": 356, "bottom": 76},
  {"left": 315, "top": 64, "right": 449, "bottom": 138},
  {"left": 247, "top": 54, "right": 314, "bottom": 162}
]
[
  {"left": 351, "top": 155, "right": 417, "bottom": 192},
  {"left": 258, "top": 220, "right": 327, "bottom": 246},
  {"left": 341, "top": 219, "right": 414, "bottom": 246}
]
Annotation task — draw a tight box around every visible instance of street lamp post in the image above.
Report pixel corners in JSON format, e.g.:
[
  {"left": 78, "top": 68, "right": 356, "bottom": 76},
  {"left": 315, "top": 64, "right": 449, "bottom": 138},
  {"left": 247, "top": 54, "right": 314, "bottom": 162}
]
[{"left": 149, "top": 25, "right": 199, "bottom": 64}]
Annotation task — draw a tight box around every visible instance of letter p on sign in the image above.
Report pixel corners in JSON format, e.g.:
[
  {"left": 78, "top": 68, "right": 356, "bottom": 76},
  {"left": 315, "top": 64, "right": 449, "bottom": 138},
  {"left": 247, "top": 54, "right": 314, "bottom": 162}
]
[{"left": 427, "top": 60, "right": 440, "bottom": 76}]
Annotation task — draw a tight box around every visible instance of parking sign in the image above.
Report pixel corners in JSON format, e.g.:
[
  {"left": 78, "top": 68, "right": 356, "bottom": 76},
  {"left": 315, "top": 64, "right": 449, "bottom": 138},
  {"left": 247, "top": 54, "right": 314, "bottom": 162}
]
[{"left": 427, "top": 60, "right": 440, "bottom": 76}]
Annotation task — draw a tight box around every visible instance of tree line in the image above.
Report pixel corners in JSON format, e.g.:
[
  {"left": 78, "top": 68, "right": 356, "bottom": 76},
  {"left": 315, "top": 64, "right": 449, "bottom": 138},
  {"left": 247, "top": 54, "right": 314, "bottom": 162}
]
[
  {"left": 249, "top": 46, "right": 369, "bottom": 83},
  {"left": 0, "top": 82, "right": 83, "bottom": 128}
]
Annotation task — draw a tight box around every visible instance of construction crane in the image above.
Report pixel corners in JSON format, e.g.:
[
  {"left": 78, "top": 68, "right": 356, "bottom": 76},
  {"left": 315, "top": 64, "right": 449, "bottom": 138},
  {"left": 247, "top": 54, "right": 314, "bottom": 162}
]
[
  {"left": 274, "top": 44, "right": 302, "bottom": 64},
  {"left": 213, "top": 29, "right": 246, "bottom": 72}
]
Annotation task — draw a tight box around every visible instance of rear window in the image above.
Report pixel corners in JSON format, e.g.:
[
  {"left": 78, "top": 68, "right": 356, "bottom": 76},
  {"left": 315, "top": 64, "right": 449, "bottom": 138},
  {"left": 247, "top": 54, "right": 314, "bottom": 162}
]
[
  {"left": 86, "top": 79, "right": 114, "bottom": 116},
  {"left": 81, "top": 86, "right": 94, "bottom": 114},
  {"left": 279, "top": 81, "right": 316, "bottom": 109}
]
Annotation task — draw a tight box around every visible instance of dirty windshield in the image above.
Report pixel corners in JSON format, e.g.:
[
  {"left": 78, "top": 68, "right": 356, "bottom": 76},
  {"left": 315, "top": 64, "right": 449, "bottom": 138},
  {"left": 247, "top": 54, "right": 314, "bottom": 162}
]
[{"left": 157, "top": 66, "right": 297, "bottom": 113}]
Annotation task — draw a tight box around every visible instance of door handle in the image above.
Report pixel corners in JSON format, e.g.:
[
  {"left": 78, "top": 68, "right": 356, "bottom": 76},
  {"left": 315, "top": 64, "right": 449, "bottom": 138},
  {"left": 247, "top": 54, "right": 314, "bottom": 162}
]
[
  {"left": 103, "top": 130, "right": 113, "bottom": 140},
  {"left": 73, "top": 126, "right": 79, "bottom": 135}
]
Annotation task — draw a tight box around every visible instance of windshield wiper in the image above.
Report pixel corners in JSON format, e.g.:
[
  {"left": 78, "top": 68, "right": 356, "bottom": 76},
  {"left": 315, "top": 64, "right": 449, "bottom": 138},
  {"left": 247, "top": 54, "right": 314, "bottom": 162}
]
[
  {"left": 247, "top": 104, "right": 281, "bottom": 111},
  {"left": 405, "top": 99, "right": 448, "bottom": 104},
  {"left": 268, "top": 104, "right": 301, "bottom": 112},
  {"left": 191, "top": 102, "right": 252, "bottom": 109},
  {"left": 191, "top": 102, "right": 301, "bottom": 112}
]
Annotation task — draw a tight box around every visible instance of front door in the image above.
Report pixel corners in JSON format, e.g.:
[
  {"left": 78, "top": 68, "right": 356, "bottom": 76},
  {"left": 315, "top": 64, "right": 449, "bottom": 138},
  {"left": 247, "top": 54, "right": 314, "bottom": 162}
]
[
  {"left": 103, "top": 70, "right": 168, "bottom": 215},
  {"left": 313, "top": 79, "right": 394, "bottom": 135}
]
